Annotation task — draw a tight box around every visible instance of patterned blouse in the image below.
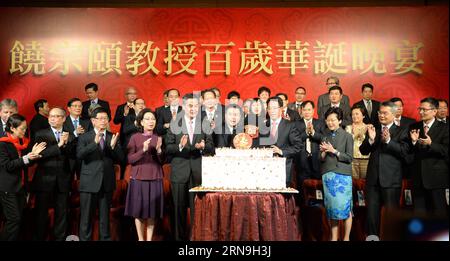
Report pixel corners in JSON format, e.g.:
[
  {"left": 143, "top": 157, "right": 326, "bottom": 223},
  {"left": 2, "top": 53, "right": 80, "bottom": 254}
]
[{"left": 345, "top": 124, "right": 370, "bottom": 159}]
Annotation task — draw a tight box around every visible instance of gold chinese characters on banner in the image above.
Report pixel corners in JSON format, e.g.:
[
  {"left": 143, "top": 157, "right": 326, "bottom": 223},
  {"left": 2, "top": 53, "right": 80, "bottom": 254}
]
[{"left": 9, "top": 40, "right": 424, "bottom": 76}]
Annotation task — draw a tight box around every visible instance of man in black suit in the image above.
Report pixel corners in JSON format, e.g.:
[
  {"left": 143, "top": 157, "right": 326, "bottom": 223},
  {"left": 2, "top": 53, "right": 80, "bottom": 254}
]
[
  {"left": 29, "top": 99, "right": 50, "bottom": 143},
  {"left": 165, "top": 93, "right": 214, "bottom": 241},
  {"left": 155, "top": 90, "right": 170, "bottom": 120},
  {"left": 63, "top": 98, "right": 92, "bottom": 179},
  {"left": 277, "top": 93, "right": 301, "bottom": 122},
  {"left": 319, "top": 86, "right": 352, "bottom": 128},
  {"left": 113, "top": 87, "right": 137, "bottom": 147},
  {"left": 0, "top": 99, "right": 18, "bottom": 138},
  {"left": 287, "top": 87, "right": 306, "bottom": 119},
  {"left": 201, "top": 89, "right": 225, "bottom": 145},
  {"left": 156, "top": 88, "right": 182, "bottom": 136},
  {"left": 437, "top": 99, "right": 449, "bottom": 125},
  {"left": 32, "top": 107, "right": 75, "bottom": 241},
  {"left": 81, "top": 83, "right": 111, "bottom": 121},
  {"left": 359, "top": 101, "right": 410, "bottom": 239},
  {"left": 259, "top": 96, "right": 302, "bottom": 186},
  {"left": 317, "top": 76, "right": 350, "bottom": 116},
  {"left": 76, "top": 108, "right": 124, "bottom": 241},
  {"left": 390, "top": 97, "right": 416, "bottom": 128},
  {"left": 409, "top": 97, "right": 449, "bottom": 215},
  {"left": 216, "top": 105, "right": 244, "bottom": 148},
  {"left": 352, "top": 83, "right": 381, "bottom": 126},
  {"left": 294, "top": 101, "right": 325, "bottom": 195}
]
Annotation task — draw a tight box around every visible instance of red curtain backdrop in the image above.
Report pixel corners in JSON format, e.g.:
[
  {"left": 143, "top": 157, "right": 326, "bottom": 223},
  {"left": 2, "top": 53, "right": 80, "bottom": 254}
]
[{"left": 0, "top": 7, "right": 448, "bottom": 132}]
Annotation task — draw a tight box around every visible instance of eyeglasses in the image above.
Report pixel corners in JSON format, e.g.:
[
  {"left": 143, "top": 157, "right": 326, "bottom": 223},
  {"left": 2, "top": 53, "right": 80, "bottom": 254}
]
[
  {"left": 142, "top": 118, "right": 154, "bottom": 121},
  {"left": 326, "top": 82, "right": 337, "bottom": 85},
  {"left": 417, "top": 107, "right": 435, "bottom": 112},
  {"left": 95, "top": 117, "right": 109, "bottom": 121}
]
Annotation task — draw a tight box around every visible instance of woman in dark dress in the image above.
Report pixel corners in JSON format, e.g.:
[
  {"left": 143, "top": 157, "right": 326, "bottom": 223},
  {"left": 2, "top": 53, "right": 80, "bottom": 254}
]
[
  {"left": 125, "top": 108, "right": 164, "bottom": 241},
  {"left": 0, "top": 114, "right": 46, "bottom": 241}
]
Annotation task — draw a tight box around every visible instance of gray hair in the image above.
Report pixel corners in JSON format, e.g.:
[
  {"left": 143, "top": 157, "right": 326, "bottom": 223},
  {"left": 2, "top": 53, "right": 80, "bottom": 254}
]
[
  {"left": 0, "top": 98, "right": 18, "bottom": 110},
  {"left": 380, "top": 101, "right": 398, "bottom": 115}
]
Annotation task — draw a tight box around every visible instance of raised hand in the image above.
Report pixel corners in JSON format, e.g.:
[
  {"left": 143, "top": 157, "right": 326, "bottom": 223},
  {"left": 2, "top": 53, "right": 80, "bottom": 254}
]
[
  {"left": 110, "top": 132, "right": 119, "bottom": 149},
  {"left": 94, "top": 131, "right": 102, "bottom": 144},
  {"left": 143, "top": 137, "right": 152, "bottom": 152},
  {"left": 76, "top": 125, "right": 85, "bottom": 135},
  {"left": 367, "top": 124, "right": 376, "bottom": 141},
  {"left": 410, "top": 129, "right": 420, "bottom": 143},
  {"left": 418, "top": 132, "right": 432, "bottom": 146},
  {"left": 195, "top": 139, "right": 205, "bottom": 150},
  {"left": 58, "top": 132, "right": 69, "bottom": 147},
  {"left": 156, "top": 136, "right": 163, "bottom": 153},
  {"left": 381, "top": 126, "right": 390, "bottom": 143},
  {"left": 320, "top": 141, "right": 335, "bottom": 153},
  {"left": 180, "top": 134, "right": 188, "bottom": 148}
]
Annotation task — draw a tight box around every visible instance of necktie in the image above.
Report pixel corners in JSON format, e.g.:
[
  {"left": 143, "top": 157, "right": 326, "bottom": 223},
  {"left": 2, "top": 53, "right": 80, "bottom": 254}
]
[
  {"left": 423, "top": 125, "right": 429, "bottom": 135},
  {"left": 73, "top": 119, "right": 78, "bottom": 130},
  {"left": 55, "top": 131, "right": 61, "bottom": 143},
  {"left": 99, "top": 133, "right": 105, "bottom": 150},
  {"left": 306, "top": 138, "right": 312, "bottom": 154},
  {"left": 188, "top": 120, "right": 194, "bottom": 144},
  {"left": 367, "top": 100, "right": 372, "bottom": 116},
  {"left": 171, "top": 110, "right": 176, "bottom": 120},
  {"left": 271, "top": 121, "right": 277, "bottom": 140},
  {"left": 91, "top": 100, "right": 96, "bottom": 105}
]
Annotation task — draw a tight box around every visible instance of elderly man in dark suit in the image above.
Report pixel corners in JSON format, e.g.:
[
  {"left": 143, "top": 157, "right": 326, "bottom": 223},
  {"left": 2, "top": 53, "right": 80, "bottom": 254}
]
[
  {"left": 32, "top": 107, "right": 75, "bottom": 241},
  {"left": 360, "top": 101, "right": 410, "bottom": 239},
  {"left": 0, "top": 99, "right": 18, "bottom": 138},
  {"left": 259, "top": 96, "right": 302, "bottom": 186},
  {"left": 165, "top": 93, "right": 214, "bottom": 241},
  {"left": 409, "top": 97, "right": 449, "bottom": 216},
  {"left": 76, "top": 107, "right": 124, "bottom": 241},
  {"left": 156, "top": 88, "right": 182, "bottom": 136}
]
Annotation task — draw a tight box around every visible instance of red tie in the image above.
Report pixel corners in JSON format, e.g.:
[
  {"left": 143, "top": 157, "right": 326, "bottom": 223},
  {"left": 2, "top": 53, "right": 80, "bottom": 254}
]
[
  {"left": 271, "top": 121, "right": 277, "bottom": 139},
  {"left": 423, "top": 125, "right": 429, "bottom": 135}
]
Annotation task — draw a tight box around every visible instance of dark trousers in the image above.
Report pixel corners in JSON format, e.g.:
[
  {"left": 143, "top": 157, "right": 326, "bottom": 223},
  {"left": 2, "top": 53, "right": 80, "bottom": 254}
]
[
  {"left": 171, "top": 174, "right": 199, "bottom": 241},
  {"left": 79, "top": 190, "right": 112, "bottom": 241},
  {"left": 33, "top": 190, "right": 69, "bottom": 241},
  {"left": 295, "top": 155, "right": 320, "bottom": 196},
  {"left": 413, "top": 186, "right": 448, "bottom": 216},
  {"left": 0, "top": 191, "right": 25, "bottom": 241},
  {"left": 366, "top": 185, "right": 401, "bottom": 236}
]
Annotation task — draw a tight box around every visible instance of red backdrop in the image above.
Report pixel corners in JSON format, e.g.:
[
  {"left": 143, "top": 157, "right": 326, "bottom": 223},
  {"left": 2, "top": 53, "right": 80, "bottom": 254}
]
[{"left": 0, "top": 7, "right": 448, "bottom": 132}]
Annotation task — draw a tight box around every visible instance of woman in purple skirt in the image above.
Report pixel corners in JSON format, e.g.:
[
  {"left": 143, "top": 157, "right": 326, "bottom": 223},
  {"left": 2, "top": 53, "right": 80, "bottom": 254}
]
[{"left": 125, "top": 108, "right": 164, "bottom": 241}]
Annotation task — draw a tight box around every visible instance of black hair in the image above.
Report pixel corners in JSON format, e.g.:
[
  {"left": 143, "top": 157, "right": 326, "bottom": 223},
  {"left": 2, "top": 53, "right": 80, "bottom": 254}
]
[
  {"left": 420, "top": 97, "right": 439, "bottom": 109},
  {"left": 257, "top": 86, "right": 271, "bottom": 96},
  {"left": 85, "top": 82, "right": 98, "bottom": 92},
  {"left": 34, "top": 99, "right": 47, "bottom": 113},
  {"left": 67, "top": 97, "right": 81, "bottom": 107},
  {"left": 135, "top": 108, "right": 156, "bottom": 133},
  {"left": 90, "top": 107, "right": 108, "bottom": 119},
  {"left": 227, "top": 91, "right": 240, "bottom": 100},
  {"left": 328, "top": 85, "right": 343, "bottom": 95},
  {"left": 267, "top": 96, "right": 283, "bottom": 108},
  {"left": 324, "top": 107, "right": 343, "bottom": 121},
  {"left": 361, "top": 83, "right": 374, "bottom": 92},
  {"left": 301, "top": 100, "right": 315, "bottom": 109},
  {"left": 5, "top": 113, "right": 26, "bottom": 133}
]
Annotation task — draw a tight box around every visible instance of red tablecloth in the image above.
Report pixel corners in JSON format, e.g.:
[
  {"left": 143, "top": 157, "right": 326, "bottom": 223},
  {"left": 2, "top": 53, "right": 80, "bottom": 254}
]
[{"left": 191, "top": 192, "right": 301, "bottom": 241}]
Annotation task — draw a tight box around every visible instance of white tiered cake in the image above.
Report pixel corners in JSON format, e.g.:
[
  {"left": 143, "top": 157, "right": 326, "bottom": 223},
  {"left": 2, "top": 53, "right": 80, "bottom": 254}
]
[{"left": 201, "top": 148, "right": 286, "bottom": 190}]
